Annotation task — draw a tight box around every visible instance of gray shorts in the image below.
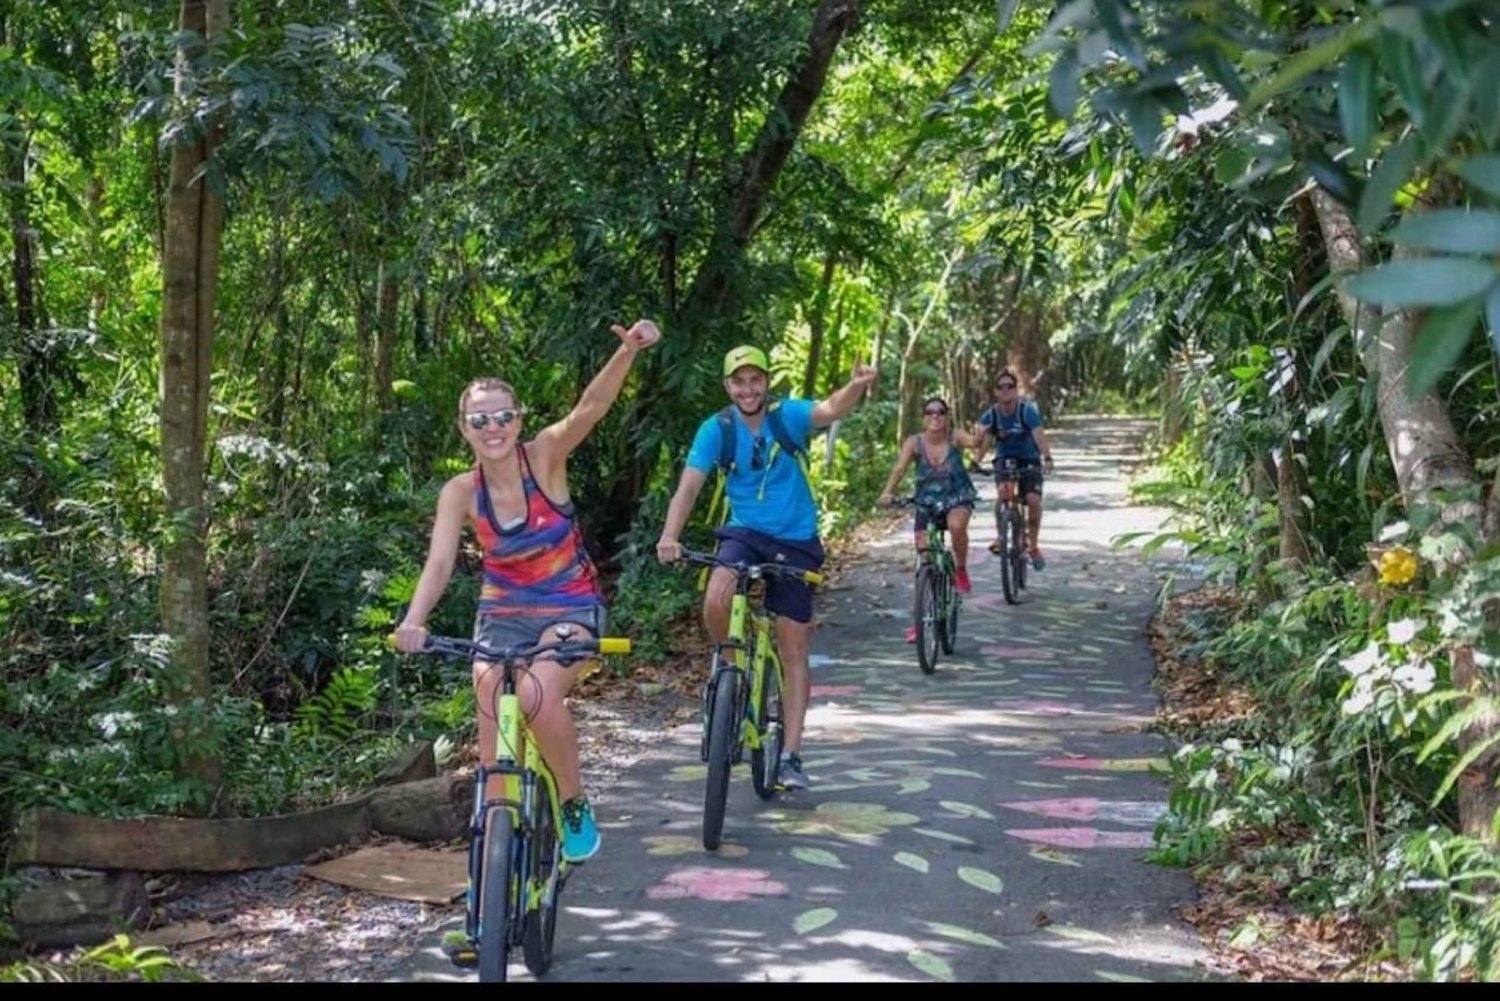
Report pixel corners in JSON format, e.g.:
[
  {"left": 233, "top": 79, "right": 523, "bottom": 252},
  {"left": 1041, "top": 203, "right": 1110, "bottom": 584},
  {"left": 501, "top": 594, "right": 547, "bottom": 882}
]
[{"left": 471, "top": 605, "right": 607, "bottom": 660}]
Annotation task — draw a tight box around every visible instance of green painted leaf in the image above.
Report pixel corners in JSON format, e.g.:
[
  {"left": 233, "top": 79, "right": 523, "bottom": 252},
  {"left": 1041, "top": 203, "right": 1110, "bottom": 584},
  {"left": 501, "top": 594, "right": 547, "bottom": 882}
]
[
  {"left": 940, "top": 801, "right": 997, "bottom": 820},
  {"left": 1408, "top": 298, "right": 1487, "bottom": 397},
  {"left": 1342, "top": 259, "right": 1496, "bottom": 308},
  {"left": 906, "top": 949, "right": 956, "bottom": 982},
  {"left": 894, "top": 851, "right": 930, "bottom": 873},
  {"left": 793, "top": 908, "right": 838, "bottom": 935},
  {"left": 1392, "top": 210, "right": 1500, "bottom": 254},
  {"left": 1047, "top": 924, "right": 1116, "bottom": 945},
  {"left": 897, "top": 779, "right": 932, "bottom": 794},
  {"left": 792, "top": 846, "right": 847, "bottom": 869},
  {"left": 958, "top": 866, "right": 1004, "bottom": 895},
  {"left": 1030, "top": 847, "right": 1084, "bottom": 867},
  {"left": 930, "top": 767, "right": 985, "bottom": 779},
  {"left": 914, "top": 827, "right": 976, "bottom": 845},
  {"left": 1095, "top": 970, "right": 1151, "bottom": 983},
  {"left": 927, "top": 921, "right": 1006, "bottom": 950}
]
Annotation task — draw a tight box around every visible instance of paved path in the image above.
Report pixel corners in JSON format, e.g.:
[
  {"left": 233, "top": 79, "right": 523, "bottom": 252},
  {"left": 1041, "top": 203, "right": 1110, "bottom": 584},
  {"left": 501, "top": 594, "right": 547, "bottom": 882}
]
[{"left": 400, "top": 416, "right": 1210, "bottom": 982}]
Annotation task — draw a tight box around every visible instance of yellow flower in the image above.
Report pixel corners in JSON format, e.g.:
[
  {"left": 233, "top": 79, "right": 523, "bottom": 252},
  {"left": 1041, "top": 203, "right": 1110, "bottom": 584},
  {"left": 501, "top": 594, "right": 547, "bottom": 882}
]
[{"left": 1378, "top": 545, "right": 1419, "bottom": 586}]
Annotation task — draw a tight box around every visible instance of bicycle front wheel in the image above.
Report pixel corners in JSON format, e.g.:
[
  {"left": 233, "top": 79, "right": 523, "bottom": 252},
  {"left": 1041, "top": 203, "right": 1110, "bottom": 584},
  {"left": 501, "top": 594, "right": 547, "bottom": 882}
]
[
  {"left": 1000, "top": 510, "right": 1019, "bottom": 605},
  {"left": 1013, "top": 511, "right": 1028, "bottom": 592},
  {"left": 703, "top": 668, "right": 740, "bottom": 850},
  {"left": 915, "top": 564, "right": 940, "bottom": 675},
  {"left": 478, "top": 805, "right": 516, "bottom": 983}
]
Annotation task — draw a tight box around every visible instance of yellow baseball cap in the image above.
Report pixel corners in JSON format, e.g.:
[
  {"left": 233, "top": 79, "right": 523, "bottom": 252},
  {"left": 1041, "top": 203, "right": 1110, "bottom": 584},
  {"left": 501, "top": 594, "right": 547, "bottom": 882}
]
[{"left": 723, "top": 345, "right": 769, "bottom": 378}]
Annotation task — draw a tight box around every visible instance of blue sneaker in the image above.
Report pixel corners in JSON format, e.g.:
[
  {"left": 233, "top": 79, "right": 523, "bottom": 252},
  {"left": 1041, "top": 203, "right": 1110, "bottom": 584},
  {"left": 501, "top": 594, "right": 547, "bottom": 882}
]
[
  {"left": 779, "top": 753, "right": 810, "bottom": 791},
  {"left": 561, "top": 797, "right": 601, "bottom": 863},
  {"left": 1031, "top": 549, "right": 1046, "bottom": 571}
]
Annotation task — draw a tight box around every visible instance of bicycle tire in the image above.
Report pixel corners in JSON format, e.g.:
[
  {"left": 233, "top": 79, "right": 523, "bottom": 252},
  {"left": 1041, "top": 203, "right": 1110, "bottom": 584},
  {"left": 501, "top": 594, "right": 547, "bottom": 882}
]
[
  {"left": 915, "top": 564, "right": 940, "bottom": 674},
  {"left": 1000, "top": 509, "right": 1019, "bottom": 605},
  {"left": 477, "top": 805, "right": 516, "bottom": 983},
  {"left": 702, "top": 668, "right": 739, "bottom": 850},
  {"left": 750, "top": 651, "right": 784, "bottom": 800},
  {"left": 940, "top": 564, "right": 958, "bottom": 655},
  {"left": 521, "top": 781, "right": 559, "bottom": 975}
]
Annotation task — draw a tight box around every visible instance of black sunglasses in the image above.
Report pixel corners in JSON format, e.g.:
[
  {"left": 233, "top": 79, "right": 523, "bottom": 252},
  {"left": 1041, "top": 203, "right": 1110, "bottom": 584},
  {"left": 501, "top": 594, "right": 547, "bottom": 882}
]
[
  {"left": 995, "top": 383, "right": 1017, "bottom": 391},
  {"left": 924, "top": 407, "right": 948, "bottom": 416}
]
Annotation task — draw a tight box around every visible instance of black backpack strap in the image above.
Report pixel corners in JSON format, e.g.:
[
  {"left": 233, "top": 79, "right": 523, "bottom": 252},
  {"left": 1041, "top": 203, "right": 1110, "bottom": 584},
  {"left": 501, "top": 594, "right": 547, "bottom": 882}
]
[
  {"left": 716, "top": 406, "right": 736, "bottom": 473},
  {"left": 764, "top": 398, "right": 805, "bottom": 459}
]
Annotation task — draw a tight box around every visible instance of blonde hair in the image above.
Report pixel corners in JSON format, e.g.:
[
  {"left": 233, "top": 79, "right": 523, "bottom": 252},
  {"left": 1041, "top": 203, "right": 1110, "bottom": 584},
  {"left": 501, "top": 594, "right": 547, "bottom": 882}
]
[{"left": 458, "top": 378, "right": 519, "bottom": 416}]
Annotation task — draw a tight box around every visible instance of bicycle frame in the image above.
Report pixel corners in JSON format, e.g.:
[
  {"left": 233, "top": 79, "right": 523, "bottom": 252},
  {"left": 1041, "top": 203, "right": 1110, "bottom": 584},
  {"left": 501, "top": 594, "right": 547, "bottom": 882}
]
[{"left": 720, "top": 574, "right": 783, "bottom": 754}]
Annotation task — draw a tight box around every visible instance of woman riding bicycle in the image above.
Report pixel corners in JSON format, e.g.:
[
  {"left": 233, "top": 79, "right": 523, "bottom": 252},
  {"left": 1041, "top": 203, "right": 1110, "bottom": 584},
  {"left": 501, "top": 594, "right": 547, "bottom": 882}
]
[
  {"left": 878, "top": 395, "right": 981, "bottom": 642},
  {"left": 394, "top": 319, "right": 661, "bottom": 864}
]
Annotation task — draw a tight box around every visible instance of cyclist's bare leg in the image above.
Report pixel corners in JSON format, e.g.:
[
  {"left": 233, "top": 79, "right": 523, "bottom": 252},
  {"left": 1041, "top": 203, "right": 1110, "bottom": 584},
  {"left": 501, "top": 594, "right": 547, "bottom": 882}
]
[
  {"left": 775, "top": 616, "right": 812, "bottom": 752},
  {"left": 703, "top": 566, "right": 736, "bottom": 643},
  {"left": 516, "top": 622, "right": 592, "bottom": 802},
  {"left": 947, "top": 507, "right": 972, "bottom": 571},
  {"left": 1028, "top": 491, "right": 1044, "bottom": 556}
]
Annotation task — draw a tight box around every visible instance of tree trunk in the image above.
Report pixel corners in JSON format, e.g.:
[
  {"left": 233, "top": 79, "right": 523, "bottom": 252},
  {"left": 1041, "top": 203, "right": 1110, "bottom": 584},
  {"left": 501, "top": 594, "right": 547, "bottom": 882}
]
[
  {"left": 682, "top": 0, "right": 859, "bottom": 323},
  {"left": 158, "top": 0, "right": 231, "bottom": 808},
  {"left": 374, "top": 260, "right": 399, "bottom": 414},
  {"left": 802, "top": 252, "right": 837, "bottom": 397},
  {"left": 1312, "top": 188, "right": 1497, "bottom": 841}
]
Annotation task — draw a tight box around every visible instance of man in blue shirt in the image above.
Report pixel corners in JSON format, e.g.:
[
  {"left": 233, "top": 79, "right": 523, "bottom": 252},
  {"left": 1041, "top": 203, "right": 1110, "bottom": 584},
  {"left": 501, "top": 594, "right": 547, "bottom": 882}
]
[
  {"left": 976, "top": 369, "right": 1056, "bottom": 570},
  {"left": 657, "top": 345, "right": 876, "bottom": 790}
]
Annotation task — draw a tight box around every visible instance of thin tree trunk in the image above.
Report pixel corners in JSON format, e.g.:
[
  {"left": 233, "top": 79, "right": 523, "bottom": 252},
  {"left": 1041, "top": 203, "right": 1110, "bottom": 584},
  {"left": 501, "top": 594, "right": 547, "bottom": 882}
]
[
  {"left": 158, "top": 0, "right": 231, "bottom": 809},
  {"left": 802, "top": 251, "right": 837, "bottom": 397}
]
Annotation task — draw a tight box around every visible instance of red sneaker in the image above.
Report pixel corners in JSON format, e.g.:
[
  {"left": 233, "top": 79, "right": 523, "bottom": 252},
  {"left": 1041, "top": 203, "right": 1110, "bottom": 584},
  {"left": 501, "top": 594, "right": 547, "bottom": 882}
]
[
  {"left": 904, "top": 625, "right": 918, "bottom": 644},
  {"left": 955, "top": 568, "right": 972, "bottom": 593}
]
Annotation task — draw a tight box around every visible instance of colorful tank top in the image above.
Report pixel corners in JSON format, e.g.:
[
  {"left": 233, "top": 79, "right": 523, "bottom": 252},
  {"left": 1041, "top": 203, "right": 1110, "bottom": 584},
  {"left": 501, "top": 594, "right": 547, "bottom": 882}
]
[{"left": 471, "top": 445, "right": 602, "bottom": 617}]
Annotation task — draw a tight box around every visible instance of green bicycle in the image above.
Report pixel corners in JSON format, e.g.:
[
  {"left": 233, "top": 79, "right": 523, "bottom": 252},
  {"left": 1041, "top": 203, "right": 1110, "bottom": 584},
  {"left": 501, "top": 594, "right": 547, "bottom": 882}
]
[
  {"left": 675, "top": 549, "right": 823, "bottom": 850},
  {"left": 893, "top": 495, "right": 961, "bottom": 674},
  {"left": 990, "top": 457, "right": 1030, "bottom": 605},
  {"left": 395, "top": 629, "right": 630, "bottom": 982}
]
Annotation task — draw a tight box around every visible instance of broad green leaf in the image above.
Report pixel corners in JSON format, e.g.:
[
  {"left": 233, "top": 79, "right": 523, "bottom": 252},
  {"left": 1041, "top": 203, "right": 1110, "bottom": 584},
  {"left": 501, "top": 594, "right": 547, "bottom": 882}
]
[
  {"left": 1343, "top": 259, "right": 1495, "bottom": 308},
  {"left": 1379, "top": 30, "right": 1427, "bottom": 129},
  {"left": 996, "top": 0, "right": 1021, "bottom": 35},
  {"left": 1407, "top": 298, "right": 1486, "bottom": 397},
  {"left": 1457, "top": 154, "right": 1500, "bottom": 201},
  {"left": 894, "top": 851, "right": 930, "bottom": 873},
  {"left": 906, "top": 949, "right": 956, "bottom": 982},
  {"left": 1392, "top": 210, "right": 1500, "bottom": 254},
  {"left": 1050, "top": 52, "right": 1081, "bottom": 120},
  {"left": 958, "top": 866, "right": 1004, "bottom": 894},
  {"left": 1358, "top": 135, "right": 1420, "bottom": 233},
  {"left": 794, "top": 908, "right": 838, "bottom": 934},
  {"left": 1338, "top": 47, "right": 1376, "bottom": 158},
  {"left": 1486, "top": 284, "right": 1500, "bottom": 358},
  {"left": 1247, "top": 20, "right": 1375, "bottom": 110}
]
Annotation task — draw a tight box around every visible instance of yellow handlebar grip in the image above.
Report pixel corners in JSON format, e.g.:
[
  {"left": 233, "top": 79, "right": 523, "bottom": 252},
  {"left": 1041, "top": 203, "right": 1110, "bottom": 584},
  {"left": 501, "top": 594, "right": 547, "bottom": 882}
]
[
  {"left": 803, "top": 570, "right": 824, "bottom": 586},
  {"left": 598, "top": 637, "right": 632, "bottom": 655}
]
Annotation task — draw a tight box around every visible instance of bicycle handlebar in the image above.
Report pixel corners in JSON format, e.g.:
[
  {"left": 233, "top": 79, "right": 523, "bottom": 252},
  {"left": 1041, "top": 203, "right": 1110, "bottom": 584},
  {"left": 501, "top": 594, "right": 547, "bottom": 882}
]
[
  {"left": 673, "top": 548, "right": 824, "bottom": 587},
  {"left": 387, "top": 634, "right": 631, "bottom": 662}
]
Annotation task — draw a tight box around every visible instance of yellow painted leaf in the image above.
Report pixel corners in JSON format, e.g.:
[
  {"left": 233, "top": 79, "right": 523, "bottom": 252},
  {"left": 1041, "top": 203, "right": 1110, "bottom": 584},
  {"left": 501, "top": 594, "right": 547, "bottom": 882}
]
[
  {"left": 893, "top": 851, "right": 930, "bottom": 873},
  {"left": 791, "top": 846, "right": 847, "bottom": 869},
  {"left": 927, "top": 922, "right": 1006, "bottom": 950},
  {"left": 958, "top": 866, "right": 1003, "bottom": 895}
]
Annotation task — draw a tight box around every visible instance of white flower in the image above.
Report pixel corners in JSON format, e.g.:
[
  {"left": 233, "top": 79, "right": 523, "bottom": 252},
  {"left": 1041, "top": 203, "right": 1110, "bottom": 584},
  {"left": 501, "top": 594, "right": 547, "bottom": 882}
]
[
  {"left": 1221, "top": 738, "right": 1244, "bottom": 754},
  {"left": 1342, "top": 676, "right": 1376, "bottom": 715},
  {"left": 1387, "top": 618, "right": 1423, "bottom": 645},
  {"left": 1392, "top": 660, "right": 1436, "bottom": 695},
  {"left": 1341, "top": 642, "right": 1382, "bottom": 677}
]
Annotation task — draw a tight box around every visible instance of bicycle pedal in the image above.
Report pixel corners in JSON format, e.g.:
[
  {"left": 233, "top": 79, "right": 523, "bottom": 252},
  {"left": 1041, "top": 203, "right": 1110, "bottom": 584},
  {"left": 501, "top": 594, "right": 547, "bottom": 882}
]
[{"left": 441, "top": 933, "right": 479, "bottom": 970}]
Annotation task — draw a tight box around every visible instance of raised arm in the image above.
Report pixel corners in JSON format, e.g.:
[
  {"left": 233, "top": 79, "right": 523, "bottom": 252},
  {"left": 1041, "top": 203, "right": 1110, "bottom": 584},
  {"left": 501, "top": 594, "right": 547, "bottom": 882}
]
[
  {"left": 810, "top": 362, "right": 878, "bottom": 428},
  {"left": 534, "top": 319, "right": 661, "bottom": 460}
]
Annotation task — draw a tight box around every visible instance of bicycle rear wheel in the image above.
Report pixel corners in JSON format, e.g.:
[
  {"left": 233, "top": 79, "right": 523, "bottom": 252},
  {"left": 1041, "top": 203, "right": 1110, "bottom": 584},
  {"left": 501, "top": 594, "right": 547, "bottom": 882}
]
[
  {"left": 521, "top": 781, "right": 559, "bottom": 975},
  {"left": 478, "top": 805, "right": 516, "bottom": 983},
  {"left": 914, "top": 564, "right": 940, "bottom": 675},
  {"left": 750, "top": 655, "right": 784, "bottom": 800},
  {"left": 703, "top": 668, "right": 739, "bottom": 850},
  {"left": 940, "top": 565, "right": 958, "bottom": 654}
]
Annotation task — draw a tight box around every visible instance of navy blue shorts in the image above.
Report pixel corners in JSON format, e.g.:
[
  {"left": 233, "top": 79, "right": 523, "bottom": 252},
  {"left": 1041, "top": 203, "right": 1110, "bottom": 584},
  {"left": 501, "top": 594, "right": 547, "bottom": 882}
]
[{"left": 713, "top": 527, "right": 825, "bottom": 624}]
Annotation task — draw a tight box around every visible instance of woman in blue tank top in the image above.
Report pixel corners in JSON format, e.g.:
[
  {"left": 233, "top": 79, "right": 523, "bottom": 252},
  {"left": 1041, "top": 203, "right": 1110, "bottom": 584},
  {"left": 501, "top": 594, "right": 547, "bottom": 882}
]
[{"left": 879, "top": 396, "right": 981, "bottom": 641}]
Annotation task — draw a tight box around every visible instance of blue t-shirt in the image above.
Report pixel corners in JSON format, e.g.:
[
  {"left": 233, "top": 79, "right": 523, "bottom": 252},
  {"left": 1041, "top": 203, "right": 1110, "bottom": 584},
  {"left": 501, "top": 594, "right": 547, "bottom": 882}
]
[
  {"left": 979, "top": 400, "right": 1044, "bottom": 462},
  {"left": 685, "top": 398, "right": 820, "bottom": 541}
]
